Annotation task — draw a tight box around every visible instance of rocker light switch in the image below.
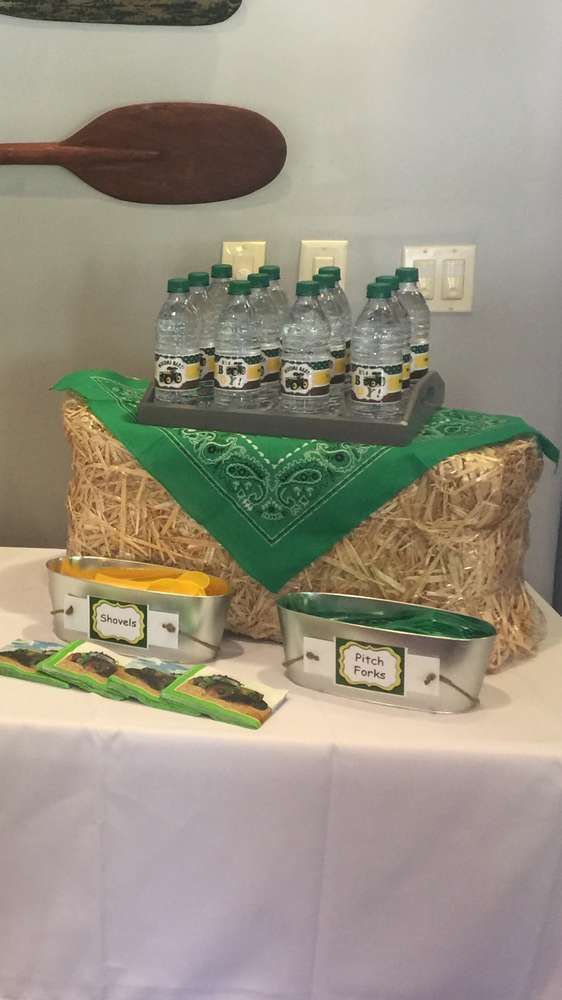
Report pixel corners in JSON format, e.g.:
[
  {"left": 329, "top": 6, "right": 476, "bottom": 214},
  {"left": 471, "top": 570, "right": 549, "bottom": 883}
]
[
  {"left": 441, "top": 258, "right": 466, "bottom": 299},
  {"left": 298, "top": 240, "right": 349, "bottom": 288},
  {"left": 403, "top": 245, "right": 476, "bottom": 312},
  {"left": 222, "top": 241, "right": 267, "bottom": 280}
]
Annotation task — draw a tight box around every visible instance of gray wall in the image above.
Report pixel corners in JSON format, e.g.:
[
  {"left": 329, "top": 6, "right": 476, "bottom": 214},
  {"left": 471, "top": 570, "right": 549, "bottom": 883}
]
[{"left": 1, "top": 0, "right": 561, "bottom": 596}]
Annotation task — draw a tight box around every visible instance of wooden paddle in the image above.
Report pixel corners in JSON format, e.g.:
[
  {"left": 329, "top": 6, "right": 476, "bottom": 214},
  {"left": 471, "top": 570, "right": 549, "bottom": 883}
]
[
  {"left": 0, "top": 0, "right": 242, "bottom": 25},
  {"left": 0, "top": 102, "right": 287, "bottom": 204}
]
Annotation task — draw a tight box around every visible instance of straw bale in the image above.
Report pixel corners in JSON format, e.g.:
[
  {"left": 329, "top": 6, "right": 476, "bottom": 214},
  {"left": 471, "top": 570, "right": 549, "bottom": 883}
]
[{"left": 62, "top": 396, "right": 545, "bottom": 671}]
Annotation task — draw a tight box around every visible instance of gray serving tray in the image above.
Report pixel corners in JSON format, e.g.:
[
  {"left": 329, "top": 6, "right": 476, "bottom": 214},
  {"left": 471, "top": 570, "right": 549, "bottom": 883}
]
[{"left": 137, "top": 371, "right": 445, "bottom": 446}]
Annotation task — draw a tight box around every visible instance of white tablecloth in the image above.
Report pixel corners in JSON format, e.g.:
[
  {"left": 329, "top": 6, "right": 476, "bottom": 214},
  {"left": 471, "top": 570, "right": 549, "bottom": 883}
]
[{"left": 1, "top": 548, "right": 562, "bottom": 1000}]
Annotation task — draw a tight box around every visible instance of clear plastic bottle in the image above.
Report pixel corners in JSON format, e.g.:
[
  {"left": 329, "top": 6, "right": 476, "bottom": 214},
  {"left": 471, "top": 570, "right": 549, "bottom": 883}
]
[
  {"left": 395, "top": 266, "right": 431, "bottom": 382},
  {"left": 313, "top": 272, "right": 348, "bottom": 408},
  {"left": 248, "top": 272, "right": 281, "bottom": 404},
  {"left": 280, "top": 281, "right": 332, "bottom": 413},
  {"left": 318, "top": 265, "right": 353, "bottom": 379},
  {"left": 187, "top": 271, "right": 213, "bottom": 402},
  {"left": 350, "top": 282, "right": 403, "bottom": 419},
  {"left": 375, "top": 274, "right": 412, "bottom": 392},
  {"left": 207, "top": 263, "right": 233, "bottom": 313},
  {"left": 317, "top": 265, "right": 352, "bottom": 323},
  {"left": 258, "top": 264, "right": 289, "bottom": 322},
  {"left": 214, "top": 280, "right": 263, "bottom": 410},
  {"left": 200, "top": 264, "right": 232, "bottom": 401},
  {"left": 154, "top": 278, "right": 200, "bottom": 405}
]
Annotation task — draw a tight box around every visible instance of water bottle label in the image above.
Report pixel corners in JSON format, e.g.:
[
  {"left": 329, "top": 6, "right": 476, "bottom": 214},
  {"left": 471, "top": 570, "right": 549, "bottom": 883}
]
[
  {"left": 214, "top": 353, "right": 264, "bottom": 392},
  {"left": 262, "top": 345, "right": 281, "bottom": 384},
  {"left": 155, "top": 353, "right": 200, "bottom": 390},
  {"left": 345, "top": 339, "right": 351, "bottom": 376},
  {"left": 410, "top": 343, "right": 429, "bottom": 380},
  {"left": 280, "top": 358, "right": 331, "bottom": 397},
  {"left": 351, "top": 363, "right": 402, "bottom": 404},
  {"left": 402, "top": 350, "right": 412, "bottom": 389},
  {"left": 200, "top": 345, "right": 216, "bottom": 383},
  {"left": 331, "top": 344, "right": 347, "bottom": 385}
]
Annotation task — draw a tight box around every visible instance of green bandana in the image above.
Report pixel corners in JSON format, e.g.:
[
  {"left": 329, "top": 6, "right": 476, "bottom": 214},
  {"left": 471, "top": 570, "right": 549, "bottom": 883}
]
[{"left": 53, "top": 371, "right": 558, "bottom": 592}]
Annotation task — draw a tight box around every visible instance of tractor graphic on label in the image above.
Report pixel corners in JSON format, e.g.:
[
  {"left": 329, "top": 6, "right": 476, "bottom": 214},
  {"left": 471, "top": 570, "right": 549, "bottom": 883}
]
[
  {"left": 215, "top": 358, "right": 247, "bottom": 389},
  {"left": 159, "top": 366, "right": 183, "bottom": 386},
  {"left": 354, "top": 366, "right": 385, "bottom": 401},
  {"left": 283, "top": 364, "right": 311, "bottom": 395},
  {"left": 287, "top": 370, "right": 309, "bottom": 393}
]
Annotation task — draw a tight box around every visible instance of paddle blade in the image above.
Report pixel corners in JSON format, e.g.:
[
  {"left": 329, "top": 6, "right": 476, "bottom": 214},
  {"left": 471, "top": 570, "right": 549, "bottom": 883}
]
[
  {"left": 0, "top": 0, "right": 242, "bottom": 25},
  {"left": 62, "top": 102, "right": 287, "bottom": 204}
]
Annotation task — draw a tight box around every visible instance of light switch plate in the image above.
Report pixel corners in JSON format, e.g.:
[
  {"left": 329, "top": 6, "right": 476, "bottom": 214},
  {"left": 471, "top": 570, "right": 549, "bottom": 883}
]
[
  {"left": 298, "top": 240, "right": 349, "bottom": 288},
  {"left": 222, "top": 241, "right": 267, "bottom": 280},
  {"left": 402, "top": 245, "right": 476, "bottom": 312}
]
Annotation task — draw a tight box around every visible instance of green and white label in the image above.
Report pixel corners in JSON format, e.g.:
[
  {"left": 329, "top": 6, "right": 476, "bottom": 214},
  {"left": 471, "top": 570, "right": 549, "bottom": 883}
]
[
  {"left": 280, "top": 357, "right": 332, "bottom": 397},
  {"left": 200, "top": 345, "right": 216, "bottom": 383},
  {"left": 402, "top": 349, "right": 412, "bottom": 389},
  {"left": 330, "top": 344, "right": 347, "bottom": 385},
  {"left": 89, "top": 597, "right": 148, "bottom": 648},
  {"left": 262, "top": 345, "right": 281, "bottom": 384},
  {"left": 410, "top": 343, "right": 429, "bottom": 379},
  {"left": 351, "top": 362, "right": 402, "bottom": 404},
  {"left": 336, "top": 638, "right": 405, "bottom": 694},
  {"left": 214, "top": 353, "right": 264, "bottom": 391},
  {"left": 155, "top": 353, "right": 200, "bottom": 390}
]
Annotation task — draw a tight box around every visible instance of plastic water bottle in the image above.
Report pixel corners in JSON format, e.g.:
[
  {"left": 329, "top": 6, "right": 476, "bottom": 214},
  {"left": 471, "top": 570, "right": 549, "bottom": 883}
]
[
  {"left": 313, "top": 272, "right": 348, "bottom": 408},
  {"left": 207, "top": 263, "right": 233, "bottom": 313},
  {"left": 248, "top": 272, "right": 281, "bottom": 403},
  {"left": 317, "top": 265, "right": 352, "bottom": 378},
  {"left": 214, "top": 280, "right": 263, "bottom": 410},
  {"left": 198, "top": 264, "right": 232, "bottom": 400},
  {"left": 187, "top": 271, "right": 213, "bottom": 401},
  {"left": 280, "top": 281, "right": 332, "bottom": 413},
  {"left": 318, "top": 266, "right": 352, "bottom": 378},
  {"left": 154, "top": 278, "right": 200, "bottom": 405},
  {"left": 395, "top": 266, "right": 431, "bottom": 382},
  {"left": 258, "top": 265, "right": 289, "bottom": 322},
  {"left": 375, "top": 274, "right": 412, "bottom": 392},
  {"left": 317, "top": 265, "right": 352, "bottom": 323},
  {"left": 350, "top": 282, "right": 403, "bottom": 419}
]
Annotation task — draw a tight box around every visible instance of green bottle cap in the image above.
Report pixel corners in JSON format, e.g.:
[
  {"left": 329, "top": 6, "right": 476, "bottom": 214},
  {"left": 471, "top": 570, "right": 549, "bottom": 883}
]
[
  {"left": 313, "top": 273, "right": 337, "bottom": 289},
  {"left": 167, "top": 278, "right": 189, "bottom": 293},
  {"left": 228, "top": 280, "right": 252, "bottom": 295},
  {"left": 211, "top": 264, "right": 232, "bottom": 278},
  {"left": 396, "top": 266, "right": 419, "bottom": 283},
  {"left": 318, "top": 265, "right": 341, "bottom": 280},
  {"left": 367, "top": 282, "right": 392, "bottom": 298},
  {"left": 248, "top": 272, "right": 270, "bottom": 288},
  {"left": 296, "top": 281, "right": 319, "bottom": 297},
  {"left": 259, "top": 265, "right": 281, "bottom": 280},
  {"left": 375, "top": 274, "right": 399, "bottom": 291},
  {"left": 188, "top": 271, "right": 210, "bottom": 287}
]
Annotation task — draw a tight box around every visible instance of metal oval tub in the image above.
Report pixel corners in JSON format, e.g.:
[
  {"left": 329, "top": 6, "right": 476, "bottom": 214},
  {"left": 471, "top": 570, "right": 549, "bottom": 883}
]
[
  {"left": 47, "top": 556, "right": 230, "bottom": 664},
  {"left": 277, "top": 592, "right": 496, "bottom": 714}
]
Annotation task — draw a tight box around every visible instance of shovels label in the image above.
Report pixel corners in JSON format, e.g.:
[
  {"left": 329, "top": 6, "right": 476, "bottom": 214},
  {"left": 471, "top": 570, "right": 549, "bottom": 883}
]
[{"left": 89, "top": 598, "right": 148, "bottom": 648}]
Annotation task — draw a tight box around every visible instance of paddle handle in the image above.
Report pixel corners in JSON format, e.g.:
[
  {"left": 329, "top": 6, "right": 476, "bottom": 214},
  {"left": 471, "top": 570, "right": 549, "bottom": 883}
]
[{"left": 0, "top": 143, "right": 159, "bottom": 165}]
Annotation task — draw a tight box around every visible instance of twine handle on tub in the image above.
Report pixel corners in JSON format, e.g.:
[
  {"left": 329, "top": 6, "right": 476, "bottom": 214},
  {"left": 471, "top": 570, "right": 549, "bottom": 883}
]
[
  {"left": 51, "top": 606, "right": 221, "bottom": 655},
  {"left": 283, "top": 653, "right": 479, "bottom": 708}
]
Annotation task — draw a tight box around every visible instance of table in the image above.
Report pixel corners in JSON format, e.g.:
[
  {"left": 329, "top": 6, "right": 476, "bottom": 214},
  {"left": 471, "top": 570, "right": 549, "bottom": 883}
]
[{"left": 1, "top": 548, "right": 562, "bottom": 1000}]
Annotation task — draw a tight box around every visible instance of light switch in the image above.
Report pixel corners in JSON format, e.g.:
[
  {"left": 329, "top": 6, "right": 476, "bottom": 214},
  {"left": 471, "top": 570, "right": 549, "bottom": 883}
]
[
  {"left": 413, "top": 258, "right": 436, "bottom": 300},
  {"left": 403, "top": 245, "right": 476, "bottom": 313},
  {"left": 312, "top": 254, "right": 335, "bottom": 273},
  {"left": 441, "top": 258, "right": 465, "bottom": 300},
  {"left": 299, "top": 240, "right": 349, "bottom": 288},
  {"left": 232, "top": 254, "right": 254, "bottom": 280},
  {"left": 222, "top": 241, "right": 266, "bottom": 280}
]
